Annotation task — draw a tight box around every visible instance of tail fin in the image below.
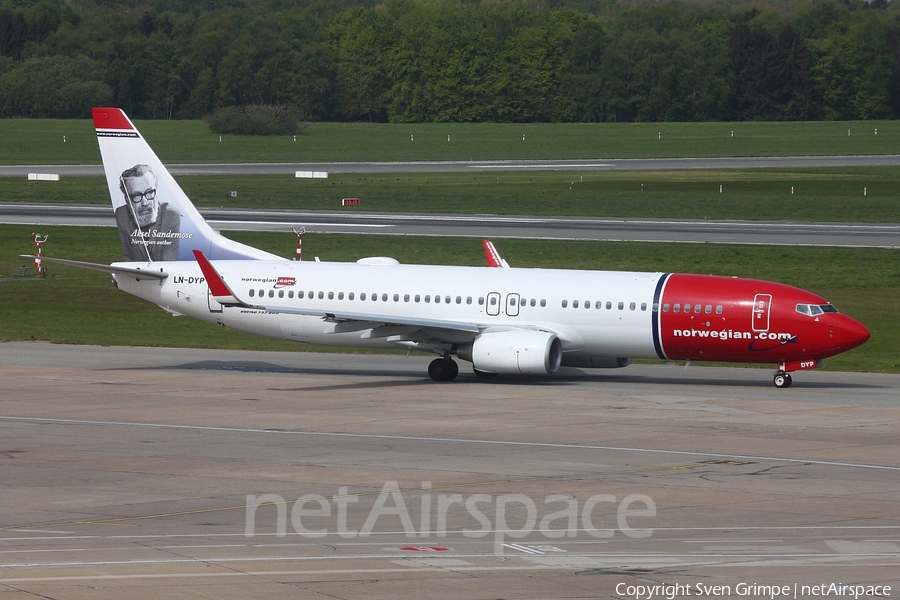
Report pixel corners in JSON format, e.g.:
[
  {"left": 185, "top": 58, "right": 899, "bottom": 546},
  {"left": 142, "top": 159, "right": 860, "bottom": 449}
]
[{"left": 92, "top": 107, "right": 281, "bottom": 262}]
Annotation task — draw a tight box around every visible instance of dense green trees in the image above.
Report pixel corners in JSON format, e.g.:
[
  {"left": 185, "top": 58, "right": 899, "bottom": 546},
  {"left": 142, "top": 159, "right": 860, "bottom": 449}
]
[{"left": 1, "top": 0, "right": 898, "bottom": 122}]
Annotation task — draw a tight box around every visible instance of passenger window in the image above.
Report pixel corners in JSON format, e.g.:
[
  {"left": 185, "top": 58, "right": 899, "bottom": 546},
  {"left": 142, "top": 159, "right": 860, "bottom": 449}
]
[
  {"left": 540, "top": 299, "right": 546, "bottom": 307},
  {"left": 382, "top": 293, "right": 388, "bottom": 302},
  {"left": 641, "top": 302, "right": 647, "bottom": 311},
  {"left": 372, "top": 293, "right": 377, "bottom": 301},
  {"left": 618, "top": 302, "right": 624, "bottom": 310},
  {"left": 288, "top": 291, "right": 294, "bottom": 299},
  {"left": 716, "top": 305, "right": 723, "bottom": 314},
  {"left": 348, "top": 292, "right": 354, "bottom": 300},
  {"left": 435, "top": 295, "right": 441, "bottom": 304},
  {"left": 479, "top": 297, "right": 485, "bottom": 305},
  {"left": 467, "top": 296, "right": 472, "bottom": 304},
  {"left": 456, "top": 296, "right": 462, "bottom": 304},
  {"left": 562, "top": 300, "right": 568, "bottom": 308},
  {"left": 445, "top": 296, "right": 451, "bottom": 304},
  {"left": 695, "top": 304, "right": 702, "bottom": 313},
  {"left": 393, "top": 294, "right": 399, "bottom": 302},
  {"left": 298, "top": 291, "right": 304, "bottom": 299},
  {"left": 606, "top": 301, "right": 612, "bottom": 310},
  {"left": 249, "top": 289, "right": 255, "bottom": 297},
  {"left": 573, "top": 300, "right": 579, "bottom": 308},
  {"left": 328, "top": 292, "right": 334, "bottom": 300},
  {"left": 307, "top": 290, "right": 313, "bottom": 299},
  {"left": 595, "top": 301, "right": 601, "bottom": 309},
  {"left": 520, "top": 298, "right": 526, "bottom": 306},
  {"left": 531, "top": 299, "right": 537, "bottom": 307},
  {"left": 705, "top": 305, "right": 711, "bottom": 314},
  {"left": 361, "top": 293, "right": 366, "bottom": 301},
  {"left": 585, "top": 301, "right": 590, "bottom": 309},
  {"left": 268, "top": 290, "right": 275, "bottom": 298},
  {"left": 425, "top": 295, "right": 431, "bottom": 303},
  {"left": 415, "top": 294, "right": 420, "bottom": 303},
  {"left": 318, "top": 291, "right": 324, "bottom": 300},
  {"left": 278, "top": 290, "right": 284, "bottom": 298},
  {"left": 663, "top": 303, "right": 669, "bottom": 312},
  {"left": 674, "top": 303, "right": 680, "bottom": 313},
  {"left": 338, "top": 292, "right": 344, "bottom": 300},
  {"left": 404, "top": 294, "right": 410, "bottom": 302},
  {"left": 629, "top": 302, "right": 635, "bottom": 311}
]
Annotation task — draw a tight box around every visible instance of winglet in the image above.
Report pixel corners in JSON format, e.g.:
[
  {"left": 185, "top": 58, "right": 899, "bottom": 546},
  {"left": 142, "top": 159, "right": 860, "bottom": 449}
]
[
  {"left": 482, "top": 240, "right": 510, "bottom": 268},
  {"left": 192, "top": 249, "right": 246, "bottom": 306}
]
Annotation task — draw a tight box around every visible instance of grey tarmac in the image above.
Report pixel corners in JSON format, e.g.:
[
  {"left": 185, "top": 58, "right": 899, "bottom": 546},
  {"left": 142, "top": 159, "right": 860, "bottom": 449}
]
[
  {"left": 0, "top": 342, "right": 897, "bottom": 599},
  {"left": 2, "top": 203, "right": 898, "bottom": 248},
  {"left": 3, "top": 154, "right": 900, "bottom": 177}
]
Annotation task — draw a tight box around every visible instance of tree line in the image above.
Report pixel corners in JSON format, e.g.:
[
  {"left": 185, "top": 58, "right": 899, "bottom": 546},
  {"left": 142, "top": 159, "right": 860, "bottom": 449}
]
[{"left": 1, "top": 0, "right": 898, "bottom": 122}]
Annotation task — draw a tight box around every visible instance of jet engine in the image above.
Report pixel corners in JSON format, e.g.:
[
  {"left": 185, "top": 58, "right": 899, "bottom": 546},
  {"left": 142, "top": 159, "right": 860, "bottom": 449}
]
[{"left": 457, "top": 330, "right": 562, "bottom": 375}]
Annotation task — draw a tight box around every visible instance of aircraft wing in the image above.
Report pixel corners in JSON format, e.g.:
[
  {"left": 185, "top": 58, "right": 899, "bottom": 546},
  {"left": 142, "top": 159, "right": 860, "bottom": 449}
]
[
  {"left": 250, "top": 304, "right": 481, "bottom": 334},
  {"left": 19, "top": 255, "right": 168, "bottom": 280},
  {"left": 482, "top": 240, "right": 510, "bottom": 268}
]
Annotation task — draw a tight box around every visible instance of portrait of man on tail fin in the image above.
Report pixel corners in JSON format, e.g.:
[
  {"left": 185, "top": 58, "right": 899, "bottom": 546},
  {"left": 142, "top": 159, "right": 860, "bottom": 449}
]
[{"left": 114, "top": 164, "right": 181, "bottom": 261}]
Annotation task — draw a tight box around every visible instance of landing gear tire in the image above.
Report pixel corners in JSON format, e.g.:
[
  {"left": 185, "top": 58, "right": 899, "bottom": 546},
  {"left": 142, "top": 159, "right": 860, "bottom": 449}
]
[
  {"left": 773, "top": 372, "right": 793, "bottom": 388},
  {"left": 428, "top": 358, "right": 459, "bottom": 382}
]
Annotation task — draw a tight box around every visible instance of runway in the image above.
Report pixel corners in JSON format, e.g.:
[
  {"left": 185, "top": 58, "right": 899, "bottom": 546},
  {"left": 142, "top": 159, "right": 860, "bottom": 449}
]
[
  {"left": 3, "top": 203, "right": 898, "bottom": 248},
  {"left": 3, "top": 154, "right": 900, "bottom": 177},
  {"left": 1, "top": 342, "right": 897, "bottom": 599}
]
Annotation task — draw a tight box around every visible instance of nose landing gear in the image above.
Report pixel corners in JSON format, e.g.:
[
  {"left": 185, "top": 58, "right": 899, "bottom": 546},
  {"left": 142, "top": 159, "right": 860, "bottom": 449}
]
[{"left": 773, "top": 371, "right": 793, "bottom": 388}]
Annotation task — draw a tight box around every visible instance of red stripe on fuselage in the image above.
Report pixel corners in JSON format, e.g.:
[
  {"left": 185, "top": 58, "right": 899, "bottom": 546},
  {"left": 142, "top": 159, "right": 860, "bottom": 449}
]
[{"left": 658, "top": 274, "right": 860, "bottom": 364}]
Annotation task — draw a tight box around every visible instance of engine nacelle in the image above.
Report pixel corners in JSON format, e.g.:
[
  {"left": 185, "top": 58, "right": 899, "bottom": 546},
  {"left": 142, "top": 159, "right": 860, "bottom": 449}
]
[
  {"left": 561, "top": 356, "right": 632, "bottom": 369},
  {"left": 458, "top": 330, "right": 562, "bottom": 375}
]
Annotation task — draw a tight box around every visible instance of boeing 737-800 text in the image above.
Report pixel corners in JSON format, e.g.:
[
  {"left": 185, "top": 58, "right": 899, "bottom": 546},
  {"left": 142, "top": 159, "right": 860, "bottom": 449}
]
[{"left": 32, "top": 108, "right": 870, "bottom": 387}]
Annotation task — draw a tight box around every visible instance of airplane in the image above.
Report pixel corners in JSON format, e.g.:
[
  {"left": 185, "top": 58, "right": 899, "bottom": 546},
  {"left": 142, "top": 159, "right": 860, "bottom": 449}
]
[{"left": 33, "top": 108, "right": 870, "bottom": 387}]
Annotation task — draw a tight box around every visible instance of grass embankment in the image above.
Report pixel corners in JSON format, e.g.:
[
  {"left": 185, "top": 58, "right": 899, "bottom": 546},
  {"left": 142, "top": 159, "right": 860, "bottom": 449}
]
[
  {"left": 3, "top": 168, "right": 898, "bottom": 223},
  {"left": 1, "top": 118, "right": 898, "bottom": 165},
  {"left": 1, "top": 225, "right": 895, "bottom": 373}
]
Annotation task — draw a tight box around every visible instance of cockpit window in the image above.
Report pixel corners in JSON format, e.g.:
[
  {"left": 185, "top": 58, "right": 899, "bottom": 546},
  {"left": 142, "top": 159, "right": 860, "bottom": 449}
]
[{"left": 796, "top": 303, "right": 839, "bottom": 316}]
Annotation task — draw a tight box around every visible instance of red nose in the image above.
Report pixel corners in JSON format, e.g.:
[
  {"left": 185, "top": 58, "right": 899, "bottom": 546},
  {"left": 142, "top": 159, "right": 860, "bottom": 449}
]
[{"left": 840, "top": 316, "right": 870, "bottom": 351}]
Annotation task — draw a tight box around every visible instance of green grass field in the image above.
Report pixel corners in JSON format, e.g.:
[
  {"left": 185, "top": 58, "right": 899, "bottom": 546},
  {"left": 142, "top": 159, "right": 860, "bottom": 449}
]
[
  {"left": 2, "top": 225, "right": 895, "bottom": 373},
  {"left": 3, "top": 168, "right": 898, "bottom": 223},
  {"left": 1, "top": 118, "right": 898, "bottom": 165}
]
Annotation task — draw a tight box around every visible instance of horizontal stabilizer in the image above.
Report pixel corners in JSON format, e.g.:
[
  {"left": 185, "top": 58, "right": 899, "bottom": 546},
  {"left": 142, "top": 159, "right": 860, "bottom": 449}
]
[{"left": 19, "top": 255, "right": 168, "bottom": 279}]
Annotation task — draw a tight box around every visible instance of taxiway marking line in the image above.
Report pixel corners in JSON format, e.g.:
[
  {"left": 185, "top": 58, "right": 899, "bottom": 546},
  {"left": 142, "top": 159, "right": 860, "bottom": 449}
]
[{"left": 2, "top": 415, "right": 898, "bottom": 472}]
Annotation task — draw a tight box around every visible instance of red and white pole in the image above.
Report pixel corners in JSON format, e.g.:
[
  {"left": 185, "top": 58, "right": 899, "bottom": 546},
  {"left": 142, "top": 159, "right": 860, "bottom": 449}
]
[
  {"left": 33, "top": 232, "right": 48, "bottom": 277},
  {"left": 291, "top": 226, "right": 305, "bottom": 261}
]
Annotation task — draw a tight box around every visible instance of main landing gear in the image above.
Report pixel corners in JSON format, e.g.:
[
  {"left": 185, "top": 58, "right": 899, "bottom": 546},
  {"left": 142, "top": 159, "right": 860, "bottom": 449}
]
[
  {"left": 773, "top": 371, "right": 793, "bottom": 388},
  {"left": 428, "top": 357, "right": 459, "bottom": 382}
]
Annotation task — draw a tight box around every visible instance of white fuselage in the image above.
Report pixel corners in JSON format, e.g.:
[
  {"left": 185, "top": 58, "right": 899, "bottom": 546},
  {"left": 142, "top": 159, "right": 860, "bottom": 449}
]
[{"left": 114, "top": 259, "right": 665, "bottom": 359}]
